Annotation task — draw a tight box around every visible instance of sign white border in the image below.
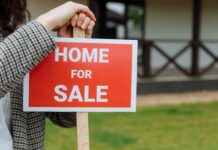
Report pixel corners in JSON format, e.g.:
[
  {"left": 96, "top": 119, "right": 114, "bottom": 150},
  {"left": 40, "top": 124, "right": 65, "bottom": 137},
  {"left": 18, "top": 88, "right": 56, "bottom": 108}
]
[{"left": 23, "top": 38, "right": 138, "bottom": 112}]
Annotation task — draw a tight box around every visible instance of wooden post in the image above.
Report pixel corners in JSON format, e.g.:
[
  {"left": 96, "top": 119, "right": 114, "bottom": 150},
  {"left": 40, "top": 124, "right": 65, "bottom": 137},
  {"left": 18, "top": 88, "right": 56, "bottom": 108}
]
[
  {"left": 73, "top": 27, "right": 90, "bottom": 150},
  {"left": 76, "top": 112, "right": 90, "bottom": 150}
]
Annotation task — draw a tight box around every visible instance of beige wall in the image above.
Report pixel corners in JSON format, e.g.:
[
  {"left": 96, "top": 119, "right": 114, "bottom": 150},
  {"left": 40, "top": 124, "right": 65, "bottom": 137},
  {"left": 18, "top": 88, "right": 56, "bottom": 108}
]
[
  {"left": 145, "top": 0, "right": 218, "bottom": 40},
  {"left": 146, "top": 0, "right": 192, "bottom": 40},
  {"left": 202, "top": 0, "right": 218, "bottom": 39}
]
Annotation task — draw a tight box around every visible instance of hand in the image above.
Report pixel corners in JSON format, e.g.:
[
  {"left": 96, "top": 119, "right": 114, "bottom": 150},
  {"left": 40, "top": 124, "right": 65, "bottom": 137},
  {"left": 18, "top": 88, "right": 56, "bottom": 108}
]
[
  {"left": 35, "top": 1, "right": 96, "bottom": 32},
  {"left": 57, "top": 13, "right": 95, "bottom": 38}
]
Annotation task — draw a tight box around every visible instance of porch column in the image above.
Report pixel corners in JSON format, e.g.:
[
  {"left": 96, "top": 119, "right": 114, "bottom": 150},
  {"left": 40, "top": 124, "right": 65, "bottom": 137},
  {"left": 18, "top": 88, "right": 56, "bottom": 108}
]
[{"left": 191, "top": 0, "right": 202, "bottom": 76}]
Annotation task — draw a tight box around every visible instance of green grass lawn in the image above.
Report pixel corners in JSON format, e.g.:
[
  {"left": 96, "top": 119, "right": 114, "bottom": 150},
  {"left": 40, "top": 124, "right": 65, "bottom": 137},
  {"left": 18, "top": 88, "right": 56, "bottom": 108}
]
[{"left": 45, "top": 102, "right": 218, "bottom": 150}]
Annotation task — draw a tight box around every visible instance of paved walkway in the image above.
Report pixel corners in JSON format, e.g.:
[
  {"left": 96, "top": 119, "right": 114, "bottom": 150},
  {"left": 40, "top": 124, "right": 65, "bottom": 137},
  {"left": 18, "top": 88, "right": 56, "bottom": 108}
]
[{"left": 137, "top": 91, "right": 218, "bottom": 107}]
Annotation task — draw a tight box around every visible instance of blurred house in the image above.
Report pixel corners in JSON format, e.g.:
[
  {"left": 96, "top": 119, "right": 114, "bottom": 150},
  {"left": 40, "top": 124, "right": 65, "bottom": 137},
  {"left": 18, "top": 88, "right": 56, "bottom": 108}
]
[{"left": 28, "top": 0, "right": 218, "bottom": 94}]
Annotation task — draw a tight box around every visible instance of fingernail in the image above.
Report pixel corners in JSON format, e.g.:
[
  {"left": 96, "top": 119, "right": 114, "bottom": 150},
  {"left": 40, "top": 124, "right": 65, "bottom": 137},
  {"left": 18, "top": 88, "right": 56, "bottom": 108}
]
[{"left": 77, "top": 21, "right": 82, "bottom": 26}]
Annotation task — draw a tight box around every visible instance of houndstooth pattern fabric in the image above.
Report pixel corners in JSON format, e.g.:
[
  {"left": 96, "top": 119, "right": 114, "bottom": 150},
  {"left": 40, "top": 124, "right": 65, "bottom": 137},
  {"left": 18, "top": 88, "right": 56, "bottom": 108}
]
[{"left": 0, "top": 21, "right": 76, "bottom": 150}]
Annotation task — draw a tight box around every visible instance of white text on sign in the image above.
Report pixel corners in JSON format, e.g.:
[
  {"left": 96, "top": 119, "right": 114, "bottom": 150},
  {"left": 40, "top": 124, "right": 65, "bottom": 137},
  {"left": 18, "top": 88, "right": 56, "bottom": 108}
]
[
  {"left": 71, "top": 70, "right": 92, "bottom": 79},
  {"left": 54, "top": 85, "right": 108, "bottom": 103},
  {"left": 54, "top": 46, "right": 109, "bottom": 103},
  {"left": 55, "top": 47, "right": 109, "bottom": 63}
]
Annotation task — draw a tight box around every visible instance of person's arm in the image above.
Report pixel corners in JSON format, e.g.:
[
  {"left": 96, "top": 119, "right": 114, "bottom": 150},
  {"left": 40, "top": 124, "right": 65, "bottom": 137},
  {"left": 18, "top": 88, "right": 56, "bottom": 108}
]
[
  {"left": 0, "top": 21, "right": 55, "bottom": 98},
  {"left": 0, "top": 2, "right": 96, "bottom": 98}
]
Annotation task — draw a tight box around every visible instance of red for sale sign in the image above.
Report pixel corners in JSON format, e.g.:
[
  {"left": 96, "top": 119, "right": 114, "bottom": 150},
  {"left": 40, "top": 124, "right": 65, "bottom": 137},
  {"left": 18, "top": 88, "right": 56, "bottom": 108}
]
[{"left": 23, "top": 38, "right": 138, "bottom": 112}]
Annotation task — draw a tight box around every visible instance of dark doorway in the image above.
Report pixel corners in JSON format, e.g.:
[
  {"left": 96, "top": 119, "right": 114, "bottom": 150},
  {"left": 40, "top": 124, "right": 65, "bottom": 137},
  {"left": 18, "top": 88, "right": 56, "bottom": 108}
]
[{"left": 90, "top": 0, "right": 145, "bottom": 39}]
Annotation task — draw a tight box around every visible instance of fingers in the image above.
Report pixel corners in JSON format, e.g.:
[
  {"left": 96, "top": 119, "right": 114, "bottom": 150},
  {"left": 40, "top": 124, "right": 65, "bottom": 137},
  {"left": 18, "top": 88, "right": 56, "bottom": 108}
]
[
  {"left": 86, "top": 20, "right": 95, "bottom": 38},
  {"left": 77, "top": 4, "right": 96, "bottom": 21},
  {"left": 81, "top": 16, "right": 91, "bottom": 30},
  {"left": 77, "top": 13, "right": 86, "bottom": 27},
  {"left": 71, "top": 12, "right": 96, "bottom": 37},
  {"left": 71, "top": 14, "right": 78, "bottom": 27},
  {"left": 71, "top": 13, "right": 95, "bottom": 31}
]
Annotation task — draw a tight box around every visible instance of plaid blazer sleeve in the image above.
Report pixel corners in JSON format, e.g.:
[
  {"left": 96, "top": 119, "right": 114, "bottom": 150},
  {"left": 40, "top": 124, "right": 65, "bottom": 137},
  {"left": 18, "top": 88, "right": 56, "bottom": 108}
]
[
  {"left": 0, "top": 21, "right": 55, "bottom": 98},
  {"left": 0, "top": 20, "right": 76, "bottom": 127}
]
